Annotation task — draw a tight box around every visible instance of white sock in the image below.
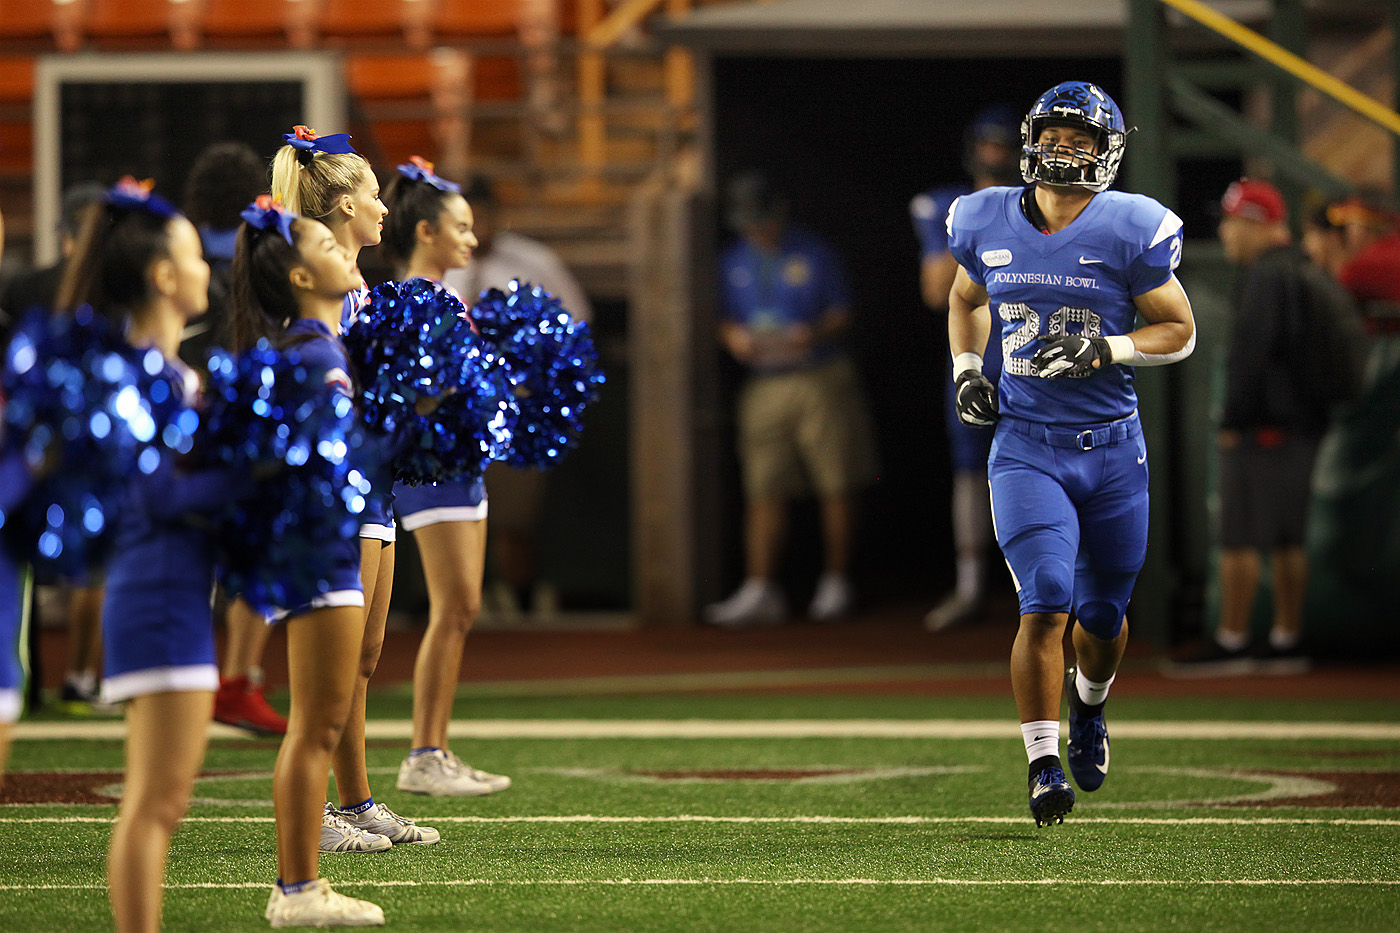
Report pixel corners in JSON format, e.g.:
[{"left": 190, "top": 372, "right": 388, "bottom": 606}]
[
  {"left": 1021, "top": 720, "right": 1060, "bottom": 762},
  {"left": 954, "top": 555, "right": 983, "bottom": 601},
  {"left": 1269, "top": 629, "right": 1301, "bottom": 651},
  {"left": 1075, "top": 670, "right": 1115, "bottom": 707},
  {"left": 1216, "top": 628, "right": 1248, "bottom": 652}
]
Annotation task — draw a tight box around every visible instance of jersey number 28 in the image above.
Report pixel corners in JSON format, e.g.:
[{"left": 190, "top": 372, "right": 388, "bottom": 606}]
[{"left": 1000, "top": 302, "right": 1103, "bottom": 377}]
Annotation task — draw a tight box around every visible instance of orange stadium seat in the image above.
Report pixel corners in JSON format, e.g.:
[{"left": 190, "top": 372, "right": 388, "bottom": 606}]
[
  {"left": 84, "top": 0, "right": 173, "bottom": 39},
  {"left": 316, "top": 0, "right": 407, "bottom": 39},
  {"left": 369, "top": 118, "right": 437, "bottom": 163},
  {"left": 0, "top": 0, "right": 56, "bottom": 41},
  {"left": 0, "top": 58, "right": 35, "bottom": 103},
  {"left": 473, "top": 55, "right": 522, "bottom": 102},
  {"left": 199, "top": 0, "right": 292, "bottom": 40},
  {"left": 431, "top": 0, "right": 519, "bottom": 38},
  {"left": 346, "top": 53, "right": 436, "bottom": 101},
  {"left": 0, "top": 121, "right": 32, "bottom": 172}
]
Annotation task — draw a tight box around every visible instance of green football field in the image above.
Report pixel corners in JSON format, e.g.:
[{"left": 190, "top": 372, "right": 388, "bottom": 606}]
[{"left": 2, "top": 691, "right": 1398, "bottom": 932}]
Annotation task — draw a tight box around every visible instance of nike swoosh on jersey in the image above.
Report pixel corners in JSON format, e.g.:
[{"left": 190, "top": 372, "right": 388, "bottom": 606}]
[
  {"left": 1078, "top": 256, "right": 1103, "bottom": 265},
  {"left": 1137, "top": 452, "right": 1147, "bottom": 464}
]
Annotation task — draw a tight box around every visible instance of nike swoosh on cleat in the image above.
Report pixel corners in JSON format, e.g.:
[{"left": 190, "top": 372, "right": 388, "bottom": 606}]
[
  {"left": 1078, "top": 256, "right": 1103, "bottom": 265},
  {"left": 1096, "top": 744, "right": 1110, "bottom": 774}
]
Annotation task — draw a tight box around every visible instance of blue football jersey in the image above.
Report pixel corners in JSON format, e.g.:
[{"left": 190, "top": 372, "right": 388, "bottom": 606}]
[
  {"left": 911, "top": 183, "right": 1005, "bottom": 381},
  {"left": 910, "top": 184, "right": 970, "bottom": 258},
  {"left": 719, "top": 227, "right": 851, "bottom": 331},
  {"left": 947, "top": 186, "right": 1182, "bottom": 425}
]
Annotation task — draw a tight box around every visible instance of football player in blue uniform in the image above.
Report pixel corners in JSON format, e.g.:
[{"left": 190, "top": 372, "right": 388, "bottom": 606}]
[
  {"left": 945, "top": 82, "right": 1196, "bottom": 825},
  {"left": 910, "top": 105, "right": 1019, "bottom": 632}
]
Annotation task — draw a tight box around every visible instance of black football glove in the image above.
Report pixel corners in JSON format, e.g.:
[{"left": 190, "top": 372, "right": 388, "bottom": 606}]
[
  {"left": 1032, "top": 334, "right": 1114, "bottom": 378},
  {"left": 954, "top": 370, "right": 999, "bottom": 427}
]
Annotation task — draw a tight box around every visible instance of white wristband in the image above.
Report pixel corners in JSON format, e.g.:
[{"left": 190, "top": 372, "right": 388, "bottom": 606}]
[
  {"left": 1104, "top": 335, "right": 1136, "bottom": 365},
  {"left": 952, "top": 352, "right": 984, "bottom": 379}
]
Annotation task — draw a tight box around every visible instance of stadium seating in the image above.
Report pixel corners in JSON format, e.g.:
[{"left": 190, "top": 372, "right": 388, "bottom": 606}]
[
  {"left": 429, "top": 0, "right": 521, "bottom": 40},
  {"left": 198, "top": 0, "right": 294, "bottom": 44}
]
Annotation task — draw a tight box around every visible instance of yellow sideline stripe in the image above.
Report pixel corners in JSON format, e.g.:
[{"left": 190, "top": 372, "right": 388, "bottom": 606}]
[{"left": 1159, "top": 0, "right": 1400, "bottom": 136}]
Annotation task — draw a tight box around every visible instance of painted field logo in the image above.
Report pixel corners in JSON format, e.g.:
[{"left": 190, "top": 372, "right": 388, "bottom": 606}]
[{"left": 0, "top": 770, "right": 267, "bottom": 806}]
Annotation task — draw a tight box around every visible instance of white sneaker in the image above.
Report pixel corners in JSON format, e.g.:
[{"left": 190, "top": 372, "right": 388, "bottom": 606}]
[
  {"left": 445, "top": 749, "right": 512, "bottom": 792},
  {"left": 318, "top": 803, "right": 392, "bottom": 853},
  {"left": 267, "top": 878, "right": 385, "bottom": 927},
  {"left": 703, "top": 579, "right": 786, "bottom": 628},
  {"left": 339, "top": 801, "right": 441, "bottom": 845},
  {"left": 397, "top": 745, "right": 512, "bottom": 795},
  {"left": 923, "top": 591, "right": 981, "bottom": 632},
  {"left": 397, "top": 748, "right": 510, "bottom": 796},
  {"left": 808, "top": 574, "right": 854, "bottom": 621}
]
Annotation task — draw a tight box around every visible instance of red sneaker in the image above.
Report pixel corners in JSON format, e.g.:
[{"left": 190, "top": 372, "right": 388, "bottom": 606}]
[{"left": 214, "top": 675, "right": 289, "bottom": 736}]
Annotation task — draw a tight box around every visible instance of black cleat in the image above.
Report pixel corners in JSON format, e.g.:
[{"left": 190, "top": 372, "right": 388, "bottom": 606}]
[
  {"left": 1065, "top": 666, "right": 1109, "bottom": 792},
  {"left": 1028, "top": 761, "right": 1075, "bottom": 827}
]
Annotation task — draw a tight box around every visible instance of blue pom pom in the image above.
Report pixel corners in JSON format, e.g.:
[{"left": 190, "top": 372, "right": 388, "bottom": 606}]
[
  {"left": 200, "top": 340, "right": 370, "bottom": 614},
  {"left": 468, "top": 280, "right": 605, "bottom": 469},
  {"left": 0, "top": 308, "right": 195, "bottom": 579},
  {"left": 344, "top": 278, "right": 517, "bottom": 485}
]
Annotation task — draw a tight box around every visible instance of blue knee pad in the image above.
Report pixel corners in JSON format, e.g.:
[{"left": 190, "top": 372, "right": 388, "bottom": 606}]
[
  {"left": 1017, "top": 557, "right": 1074, "bottom": 616},
  {"left": 1074, "top": 599, "right": 1126, "bottom": 640}
]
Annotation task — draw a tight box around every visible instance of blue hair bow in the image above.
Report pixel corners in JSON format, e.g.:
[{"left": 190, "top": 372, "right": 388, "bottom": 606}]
[
  {"left": 240, "top": 196, "right": 296, "bottom": 245},
  {"left": 396, "top": 155, "right": 461, "bottom": 193},
  {"left": 283, "top": 125, "right": 357, "bottom": 156},
  {"left": 106, "top": 177, "right": 179, "bottom": 219}
]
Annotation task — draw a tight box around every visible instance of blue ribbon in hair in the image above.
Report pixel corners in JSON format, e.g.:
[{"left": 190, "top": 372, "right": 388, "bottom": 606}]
[
  {"left": 106, "top": 176, "right": 179, "bottom": 219},
  {"left": 396, "top": 155, "right": 461, "bottom": 193},
  {"left": 283, "top": 124, "right": 357, "bottom": 156},
  {"left": 240, "top": 195, "right": 296, "bottom": 245}
]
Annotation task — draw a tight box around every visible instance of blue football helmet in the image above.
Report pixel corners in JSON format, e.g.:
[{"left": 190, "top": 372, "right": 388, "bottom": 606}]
[
  {"left": 1020, "top": 81, "right": 1127, "bottom": 193},
  {"left": 965, "top": 104, "right": 1021, "bottom": 184}
]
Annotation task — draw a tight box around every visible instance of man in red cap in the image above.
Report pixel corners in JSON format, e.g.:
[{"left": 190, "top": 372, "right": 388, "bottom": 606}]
[
  {"left": 1330, "top": 191, "right": 1400, "bottom": 331},
  {"left": 1173, "top": 178, "right": 1355, "bottom": 673}
]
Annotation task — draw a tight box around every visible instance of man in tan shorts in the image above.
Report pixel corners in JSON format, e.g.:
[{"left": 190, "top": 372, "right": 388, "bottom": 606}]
[{"left": 704, "top": 172, "right": 878, "bottom": 627}]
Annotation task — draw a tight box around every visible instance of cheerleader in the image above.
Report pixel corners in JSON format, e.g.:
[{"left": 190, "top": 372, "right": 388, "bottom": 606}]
[
  {"left": 0, "top": 439, "right": 37, "bottom": 783},
  {"left": 270, "top": 127, "right": 440, "bottom": 849},
  {"left": 381, "top": 158, "right": 510, "bottom": 796},
  {"left": 53, "top": 179, "right": 223, "bottom": 933},
  {"left": 227, "top": 198, "right": 385, "bottom": 927}
]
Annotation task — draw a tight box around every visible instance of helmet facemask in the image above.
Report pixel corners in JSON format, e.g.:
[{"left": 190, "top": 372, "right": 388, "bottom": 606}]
[{"left": 1019, "top": 82, "right": 1128, "bottom": 193}]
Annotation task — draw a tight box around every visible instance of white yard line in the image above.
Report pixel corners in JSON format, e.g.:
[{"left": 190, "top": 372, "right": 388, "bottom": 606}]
[
  {"left": 2, "top": 877, "right": 1397, "bottom": 891},
  {"left": 11, "top": 718, "right": 1400, "bottom": 740},
  {"left": 4, "top": 814, "right": 1398, "bottom": 826}
]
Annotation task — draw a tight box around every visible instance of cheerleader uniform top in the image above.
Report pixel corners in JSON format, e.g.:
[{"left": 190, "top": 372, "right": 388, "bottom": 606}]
[
  {"left": 0, "top": 445, "right": 34, "bottom": 720},
  {"left": 390, "top": 277, "right": 489, "bottom": 530},
  {"left": 284, "top": 316, "right": 408, "bottom": 536},
  {"left": 101, "top": 359, "right": 247, "bottom": 702}
]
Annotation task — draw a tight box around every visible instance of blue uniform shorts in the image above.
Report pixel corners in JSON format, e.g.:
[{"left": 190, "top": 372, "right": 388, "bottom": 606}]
[
  {"left": 394, "top": 477, "right": 488, "bottom": 531},
  {"left": 0, "top": 550, "right": 25, "bottom": 722},
  {"left": 988, "top": 411, "right": 1149, "bottom": 639}
]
